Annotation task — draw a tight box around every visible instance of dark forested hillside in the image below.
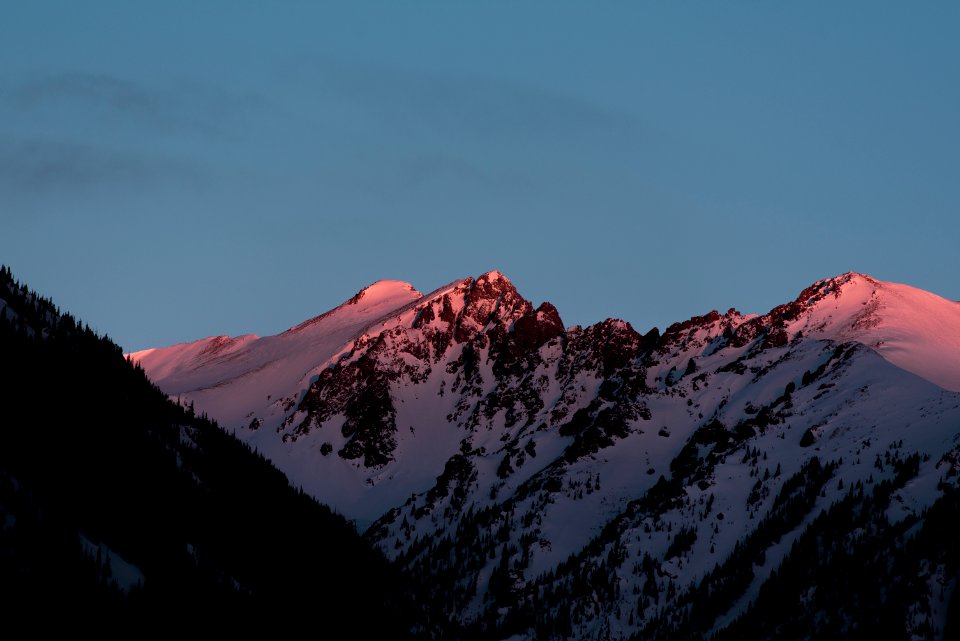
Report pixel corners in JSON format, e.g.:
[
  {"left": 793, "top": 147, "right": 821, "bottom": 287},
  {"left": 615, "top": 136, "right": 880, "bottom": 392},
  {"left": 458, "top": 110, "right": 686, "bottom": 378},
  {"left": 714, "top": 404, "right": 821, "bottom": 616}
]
[{"left": 0, "top": 265, "right": 419, "bottom": 635}]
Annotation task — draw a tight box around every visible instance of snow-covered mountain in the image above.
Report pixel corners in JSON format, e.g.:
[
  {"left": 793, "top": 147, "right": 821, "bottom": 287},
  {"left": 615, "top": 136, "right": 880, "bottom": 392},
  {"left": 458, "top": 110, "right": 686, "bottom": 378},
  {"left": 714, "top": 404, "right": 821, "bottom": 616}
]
[{"left": 131, "top": 271, "right": 960, "bottom": 640}]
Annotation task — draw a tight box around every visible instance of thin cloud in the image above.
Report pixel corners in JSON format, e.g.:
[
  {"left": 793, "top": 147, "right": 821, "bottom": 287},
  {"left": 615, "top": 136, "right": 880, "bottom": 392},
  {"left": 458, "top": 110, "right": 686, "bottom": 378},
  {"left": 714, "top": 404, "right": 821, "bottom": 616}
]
[
  {"left": 307, "top": 58, "right": 637, "bottom": 141},
  {"left": 0, "top": 136, "right": 206, "bottom": 205},
  {"left": 8, "top": 72, "right": 158, "bottom": 114},
  {"left": 280, "top": 57, "right": 641, "bottom": 199},
  {"left": 0, "top": 71, "right": 264, "bottom": 136}
]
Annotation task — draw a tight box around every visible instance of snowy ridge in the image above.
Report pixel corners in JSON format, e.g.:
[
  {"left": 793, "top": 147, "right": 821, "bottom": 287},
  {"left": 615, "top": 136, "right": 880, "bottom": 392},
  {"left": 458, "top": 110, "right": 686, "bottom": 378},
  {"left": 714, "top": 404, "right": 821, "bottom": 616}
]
[
  {"left": 132, "top": 271, "right": 960, "bottom": 640},
  {"left": 129, "top": 278, "right": 425, "bottom": 430},
  {"left": 765, "top": 272, "right": 960, "bottom": 392}
]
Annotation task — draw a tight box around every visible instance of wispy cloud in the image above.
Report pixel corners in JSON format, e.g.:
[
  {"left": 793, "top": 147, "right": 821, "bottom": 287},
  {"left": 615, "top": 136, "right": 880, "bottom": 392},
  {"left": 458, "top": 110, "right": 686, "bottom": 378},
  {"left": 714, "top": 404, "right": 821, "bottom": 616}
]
[
  {"left": 7, "top": 72, "right": 159, "bottom": 114},
  {"left": 0, "top": 136, "right": 205, "bottom": 205},
  {"left": 279, "top": 57, "right": 640, "bottom": 199},
  {"left": 0, "top": 71, "right": 264, "bottom": 136},
  {"left": 0, "top": 71, "right": 258, "bottom": 208},
  {"left": 306, "top": 57, "right": 637, "bottom": 141}
]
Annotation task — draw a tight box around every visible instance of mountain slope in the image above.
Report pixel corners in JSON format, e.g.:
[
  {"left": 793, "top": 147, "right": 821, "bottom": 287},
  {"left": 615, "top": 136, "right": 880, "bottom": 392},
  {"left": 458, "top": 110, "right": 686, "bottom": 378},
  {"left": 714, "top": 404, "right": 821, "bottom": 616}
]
[
  {"left": 0, "top": 265, "right": 420, "bottom": 636},
  {"left": 130, "top": 278, "right": 425, "bottom": 430},
  {"left": 133, "top": 270, "right": 960, "bottom": 640},
  {"left": 748, "top": 271, "right": 960, "bottom": 392}
]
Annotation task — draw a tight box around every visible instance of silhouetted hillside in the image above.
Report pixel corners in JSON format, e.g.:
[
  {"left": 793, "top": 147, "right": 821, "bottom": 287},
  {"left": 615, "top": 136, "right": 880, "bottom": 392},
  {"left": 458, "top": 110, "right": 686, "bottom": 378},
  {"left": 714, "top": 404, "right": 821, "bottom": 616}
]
[{"left": 0, "top": 265, "right": 419, "bottom": 636}]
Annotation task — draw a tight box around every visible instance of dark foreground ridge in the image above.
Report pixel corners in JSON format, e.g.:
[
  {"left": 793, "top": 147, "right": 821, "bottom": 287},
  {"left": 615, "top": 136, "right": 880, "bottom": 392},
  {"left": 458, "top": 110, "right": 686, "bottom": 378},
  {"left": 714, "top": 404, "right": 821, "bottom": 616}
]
[{"left": 0, "top": 265, "right": 424, "bottom": 636}]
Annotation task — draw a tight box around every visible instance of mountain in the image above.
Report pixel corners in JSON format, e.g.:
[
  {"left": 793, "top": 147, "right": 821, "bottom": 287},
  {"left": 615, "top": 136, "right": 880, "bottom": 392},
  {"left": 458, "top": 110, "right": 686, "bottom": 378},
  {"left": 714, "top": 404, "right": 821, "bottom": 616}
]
[
  {"left": 0, "top": 265, "right": 419, "bottom": 636},
  {"left": 132, "top": 270, "right": 960, "bottom": 640}
]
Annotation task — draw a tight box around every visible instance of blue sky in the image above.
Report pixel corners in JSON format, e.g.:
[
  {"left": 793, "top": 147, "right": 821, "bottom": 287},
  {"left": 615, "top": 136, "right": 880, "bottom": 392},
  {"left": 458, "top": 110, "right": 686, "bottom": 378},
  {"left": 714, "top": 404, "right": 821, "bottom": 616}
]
[{"left": 2, "top": 2, "right": 957, "bottom": 350}]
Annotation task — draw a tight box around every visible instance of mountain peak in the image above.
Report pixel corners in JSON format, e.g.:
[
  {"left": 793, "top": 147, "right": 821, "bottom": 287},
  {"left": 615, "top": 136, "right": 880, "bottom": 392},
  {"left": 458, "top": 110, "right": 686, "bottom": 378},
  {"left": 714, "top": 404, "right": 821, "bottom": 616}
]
[
  {"left": 283, "top": 280, "right": 421, "bottom": 336},
  {"left": 834, "top": 270, "right": 875, "bottom": 282},
  {"left": 824, "top": 271, "right": 877, "bottom": 292},
  {"left": 782, "top": 271, "right": 960, "bottom": 391},
  {"left": 465, "top": 270, "right": 529, "bottom": 316},
  {"left": 477, "top": 269, "right": 510, "bottom": 284},
  {"left": 792, "top": 271, "right": 877, "bottom": 307},
  {"left": 347, "top": 279, "right": 421, "bottom": 305},
  {"left": 468, "top": 270, "right": 521, "bottom": 300}
]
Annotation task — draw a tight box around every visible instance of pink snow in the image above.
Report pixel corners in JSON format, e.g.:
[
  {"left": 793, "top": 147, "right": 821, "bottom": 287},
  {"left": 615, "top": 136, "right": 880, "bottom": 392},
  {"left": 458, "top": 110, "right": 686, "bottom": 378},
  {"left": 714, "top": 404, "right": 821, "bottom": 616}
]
[{"left": 796, "top": 273, "right": 960, "bottom": 392}]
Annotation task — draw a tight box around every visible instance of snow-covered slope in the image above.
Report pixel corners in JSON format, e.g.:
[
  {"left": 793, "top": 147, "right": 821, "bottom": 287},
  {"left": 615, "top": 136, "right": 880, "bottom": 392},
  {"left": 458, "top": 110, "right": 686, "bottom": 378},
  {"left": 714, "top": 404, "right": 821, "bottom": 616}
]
[
  {"left": 131, "top": 271, "right": 960, "bottom": 640},
  {"left": 129, "top": 279, "right": 425, "bottom": 431},
  {"left": 762, "top": 272, "right": 960, "bottom": 392}
]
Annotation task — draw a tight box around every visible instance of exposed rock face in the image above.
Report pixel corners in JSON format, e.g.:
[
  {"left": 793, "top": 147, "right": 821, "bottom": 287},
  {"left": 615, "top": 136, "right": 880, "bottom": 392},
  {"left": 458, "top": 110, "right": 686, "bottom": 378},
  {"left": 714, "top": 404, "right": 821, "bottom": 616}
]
[{"left": 284, "top": 272, "right": 648, "bottom": 471}]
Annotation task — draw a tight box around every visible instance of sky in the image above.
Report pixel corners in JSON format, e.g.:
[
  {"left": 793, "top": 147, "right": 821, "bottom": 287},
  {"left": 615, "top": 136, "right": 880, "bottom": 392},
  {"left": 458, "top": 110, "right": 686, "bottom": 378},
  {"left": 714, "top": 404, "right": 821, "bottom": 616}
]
[{"left": 1, "top": 2, "right": 958, "bottom": 351}]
